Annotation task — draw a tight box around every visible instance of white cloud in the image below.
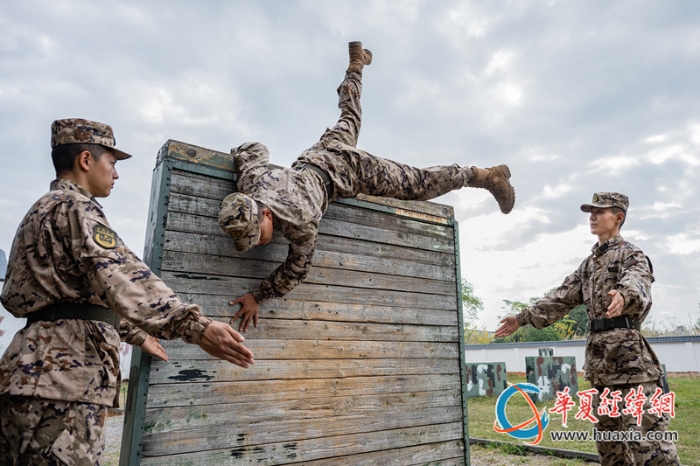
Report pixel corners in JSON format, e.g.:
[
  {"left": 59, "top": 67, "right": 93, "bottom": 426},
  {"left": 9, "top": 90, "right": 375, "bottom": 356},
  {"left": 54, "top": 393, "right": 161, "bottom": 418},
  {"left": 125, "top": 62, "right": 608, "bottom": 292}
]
[
  {"left": 667, "top": 233, "right": 700, "bottom": 255},
  {"left": 483, "top": 49, "right": 515, "bottom": 77}
]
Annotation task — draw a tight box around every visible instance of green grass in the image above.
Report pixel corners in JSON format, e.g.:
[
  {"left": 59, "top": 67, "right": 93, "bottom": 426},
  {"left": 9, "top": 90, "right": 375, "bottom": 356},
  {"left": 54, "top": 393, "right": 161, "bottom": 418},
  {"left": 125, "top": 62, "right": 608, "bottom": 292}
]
[{"left": 468, "top": 373, "right": 698, "bottom": 465}]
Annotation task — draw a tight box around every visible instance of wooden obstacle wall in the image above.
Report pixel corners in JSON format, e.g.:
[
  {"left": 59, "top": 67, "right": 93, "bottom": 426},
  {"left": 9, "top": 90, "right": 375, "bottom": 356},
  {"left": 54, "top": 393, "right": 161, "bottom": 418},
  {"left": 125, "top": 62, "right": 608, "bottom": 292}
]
[{"left": 121, "top": 140, "right": 470, "bottom": 465}]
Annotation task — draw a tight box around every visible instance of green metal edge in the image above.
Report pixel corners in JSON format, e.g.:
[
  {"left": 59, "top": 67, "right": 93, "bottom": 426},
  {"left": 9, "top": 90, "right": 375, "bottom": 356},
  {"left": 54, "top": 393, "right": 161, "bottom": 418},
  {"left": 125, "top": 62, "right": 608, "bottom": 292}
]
[
  {"left": 119, "top": 144, "right": 235, "bottom": 465},
  {"left": 453, "top": 219, "right": 471, "bottom": 464},
  {"left": 119, "top": 155, "right": 173, "bottom": 466}
]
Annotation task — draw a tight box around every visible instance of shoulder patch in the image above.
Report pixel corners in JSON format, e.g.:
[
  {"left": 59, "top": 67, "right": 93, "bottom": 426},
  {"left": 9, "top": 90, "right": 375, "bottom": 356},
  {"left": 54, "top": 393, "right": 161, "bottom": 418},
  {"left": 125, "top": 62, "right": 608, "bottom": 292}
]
[
  {"left": 93, "top": 224, "right": 118, "bottom": 249},
  {"left": 623, "top": 256, "right": 639, "bottom": 268}
]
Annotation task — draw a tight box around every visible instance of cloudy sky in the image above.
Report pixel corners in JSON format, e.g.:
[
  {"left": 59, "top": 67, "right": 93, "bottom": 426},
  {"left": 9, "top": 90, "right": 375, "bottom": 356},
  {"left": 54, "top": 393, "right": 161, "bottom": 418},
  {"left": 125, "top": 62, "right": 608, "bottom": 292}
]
[{"left": 1, "top": 0, "right": 699, "bottom": 351}]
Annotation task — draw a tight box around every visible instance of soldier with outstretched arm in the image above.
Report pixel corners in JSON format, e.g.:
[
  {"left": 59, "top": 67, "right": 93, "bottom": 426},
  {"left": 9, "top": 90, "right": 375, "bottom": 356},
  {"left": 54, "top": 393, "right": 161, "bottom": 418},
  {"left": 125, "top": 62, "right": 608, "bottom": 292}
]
[
  {"left": 495, "top": 192, "right": 680, "bottom": 465},
  {"left": 220, "top": 41, "right": 517, "bottom": 332},
  {"left": 0, "top": 119, "right": 254, "bottom": 465}
]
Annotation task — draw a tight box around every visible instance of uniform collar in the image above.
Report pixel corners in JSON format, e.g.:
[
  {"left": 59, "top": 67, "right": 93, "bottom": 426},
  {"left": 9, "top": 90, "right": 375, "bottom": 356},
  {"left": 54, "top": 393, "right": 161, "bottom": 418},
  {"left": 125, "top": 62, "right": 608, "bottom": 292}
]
[
  {"left": 591, "top": 235, "right": 624, "bottom": 257},
  {"left": 50, "top": 178, "right": 102, "bottom": 207}
]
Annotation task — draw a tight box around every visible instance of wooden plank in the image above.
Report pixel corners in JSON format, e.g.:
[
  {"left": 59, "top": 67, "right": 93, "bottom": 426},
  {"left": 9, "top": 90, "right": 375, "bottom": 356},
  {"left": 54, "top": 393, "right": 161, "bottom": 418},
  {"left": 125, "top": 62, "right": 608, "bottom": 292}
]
[
  {"left": 322, "top": 203, "right": 454, "bottom": 240},
  {"left": 168, "top": 169, "right": 454, "bottom": 221},
  {"left": 156, "top": 339, "right": 459, "bottom": 361},
  {"left": 167, "top": 191, "right": 454, "bottom": 243},
  {"left": 356, "top": 192, "right": 454, "bottom": 220},
  {"left": 165, "top": 196, "right": 455, "bottom": 253},
  {"left": 148, "top": 357, "right": 461, "bottom": 384},
  {"left": 140, "top": 422, "right": 463, "bottom": 465},
  {"left": 146, "top": 374, "right": 462, "bottom": 408},
  {"left": 141, "top": 405, "right": 463, "bottom": 456},
  {"left": 177, "top": 293, "right": 459, "bottom": 326},
  {"left": 169, "top": 169, "right": 235, "bottom": 201},
  {"left": 162, "top": 230, "right": 456, "bottom": 281},
  {"left": 143, "top": 390, "right": 461, "bottom": 435},
  {"left": 154, "top": 315, "right": 458, "bottom": 343},
  {"left": 297, "top": 441, "right": 465, "bottom": 466},
  {"left": 161, "top": 273, "right": 458, "bottom": 310},
  {"left": 161, "top": 250, "right": 455, "bottom": 295}
]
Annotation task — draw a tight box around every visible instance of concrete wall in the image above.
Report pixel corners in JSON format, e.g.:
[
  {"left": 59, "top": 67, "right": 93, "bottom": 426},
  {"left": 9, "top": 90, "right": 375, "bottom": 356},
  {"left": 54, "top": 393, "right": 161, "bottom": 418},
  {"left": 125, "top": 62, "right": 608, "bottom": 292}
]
[{"left": 465, "top": 336, "right": 700, "bottom": 373}]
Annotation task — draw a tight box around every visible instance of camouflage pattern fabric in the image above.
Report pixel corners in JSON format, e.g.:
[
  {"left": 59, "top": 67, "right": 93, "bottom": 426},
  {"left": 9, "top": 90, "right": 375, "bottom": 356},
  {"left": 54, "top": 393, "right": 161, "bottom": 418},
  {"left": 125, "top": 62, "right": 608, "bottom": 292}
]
[
  {"left": 0, "top": 179, "right": 212, "bottom": 406},
  {"left": 593, "top": 381, "right": 680, "bottom": 466},
  {"left": 525, "top": 356, "right": 578, "bottom": 402},
  {"left": 516, "top": 235, "right": 663, "bottom": 387},
  {"left": 581, "top": 192, "right": 629, "bottom": 212},
  {"left": 0, "top": 394, "right": 106, "bottom": 465},
  {"left": 464, "top": 362, "right": 506, "bottom": 399},
  {"left": 51, "top": 118, "right": 132, "bottom": 160},
  {"left": 233, "top": 70, "right": 471, "bottom": 302}
]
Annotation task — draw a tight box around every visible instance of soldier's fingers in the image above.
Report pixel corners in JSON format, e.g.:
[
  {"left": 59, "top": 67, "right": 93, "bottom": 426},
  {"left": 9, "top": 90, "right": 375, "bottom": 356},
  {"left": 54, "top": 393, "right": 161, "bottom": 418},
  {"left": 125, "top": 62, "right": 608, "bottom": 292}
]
[
  {"left": 225, "top": 326, "right": 246, "bottom": 344},
  {"left": 218, "top": 340, "right": 254, "bottom": 364},
  {"left": 253, "top": 312, "right": 258, "bottom": 328}
]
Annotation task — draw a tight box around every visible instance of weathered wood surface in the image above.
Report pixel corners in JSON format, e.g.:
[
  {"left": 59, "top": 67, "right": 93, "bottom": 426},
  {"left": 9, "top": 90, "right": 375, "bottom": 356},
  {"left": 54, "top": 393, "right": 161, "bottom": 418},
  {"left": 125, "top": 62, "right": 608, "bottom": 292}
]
[
  {"left": 149, "top": 357, "right": 460, "bottom": 384},
  {"left": 142, "top": 405, "right": 463, "bottom": 456},
  {"left": 146, "top": 374, "right": 462, "bottom": 408},
  {"left": 144, "top": 390, "right": 461, "bottom": 434},
  {"left": 140, "top": 424, "right": 464, "bottom": 465},
  {"left": 135, "top": 160, "right": 466, "bottom": 464},
  {"left": 161, "top": 273, "right": 458, "bottom": 310},
  {"left": 157, "top": 338, "right": 459, "bottom": 361},
  {"left": 174, "top": 293, "right": 459, "bottom": 325}
]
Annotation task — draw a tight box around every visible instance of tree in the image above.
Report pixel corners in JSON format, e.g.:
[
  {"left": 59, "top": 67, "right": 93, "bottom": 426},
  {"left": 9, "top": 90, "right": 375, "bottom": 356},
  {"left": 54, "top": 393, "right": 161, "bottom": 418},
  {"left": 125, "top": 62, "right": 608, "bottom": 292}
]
[
  {"left": 461, "top": 279, "right": 484, "bottom": 325},
  {"left": 461, "top": 279, "right": 490, "bottom": 344},
  {"left": 493, "top": 290, "right": 580, "bottom": 343}
]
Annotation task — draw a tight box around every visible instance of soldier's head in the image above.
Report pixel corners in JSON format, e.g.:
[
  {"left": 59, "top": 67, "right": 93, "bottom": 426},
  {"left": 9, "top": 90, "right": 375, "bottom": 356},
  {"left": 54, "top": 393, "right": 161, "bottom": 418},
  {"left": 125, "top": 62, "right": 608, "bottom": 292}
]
[
  {"left": 51, "top": 119, "right": 133, "bottom": 198},
  {"left": 219, "top": 193, "right": 274, "bottom": 252},
  {"left": 580, "top": 192, "right": 628, "bottom": 239}
]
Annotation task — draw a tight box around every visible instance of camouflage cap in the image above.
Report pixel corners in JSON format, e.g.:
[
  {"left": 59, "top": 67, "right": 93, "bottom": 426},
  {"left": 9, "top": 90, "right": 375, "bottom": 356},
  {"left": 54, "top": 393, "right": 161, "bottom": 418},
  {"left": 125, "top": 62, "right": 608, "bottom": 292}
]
[
  {"left": 51, "top": 118, "right": 133, "bottom": 160},
  {"left": 580, "top": 192, "right": 629, "bottom": 213},
  {"left": 219, "top": 192, "right": 260, "bottom": 252}
]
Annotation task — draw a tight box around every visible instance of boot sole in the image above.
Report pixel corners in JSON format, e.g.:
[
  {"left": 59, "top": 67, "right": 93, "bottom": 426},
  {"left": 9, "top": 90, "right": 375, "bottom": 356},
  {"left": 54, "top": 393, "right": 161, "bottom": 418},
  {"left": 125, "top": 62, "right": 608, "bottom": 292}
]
[{"left": 497, "top": 164, "right": 515, "bottom": 214}]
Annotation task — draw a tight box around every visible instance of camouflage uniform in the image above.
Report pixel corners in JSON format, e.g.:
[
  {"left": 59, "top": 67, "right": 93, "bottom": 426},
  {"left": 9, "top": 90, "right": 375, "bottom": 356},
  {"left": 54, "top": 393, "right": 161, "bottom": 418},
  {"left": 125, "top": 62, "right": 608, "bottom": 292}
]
[
  {"left": 515, "top": 233, "right": 680, "bottom": 465},
  {"left": 0, "top": 121, "right": 213, "bottom": 465},
  {"left": 225, "top": 70, "right": 471, "bottom": 303}
]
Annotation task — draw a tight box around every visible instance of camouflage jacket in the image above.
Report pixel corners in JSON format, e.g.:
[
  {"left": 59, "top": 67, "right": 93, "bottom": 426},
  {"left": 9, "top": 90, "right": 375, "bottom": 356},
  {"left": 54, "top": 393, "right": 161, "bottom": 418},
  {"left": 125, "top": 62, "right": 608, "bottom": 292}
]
[
  {"left": 0, "top": 179, "right": 211, "bottom": 406},
  {"left": 516, "top": 235, "right": 663, "bottom": 386},
  {"left": 234, "top": 143, "right": 329, "bottom": 302}
]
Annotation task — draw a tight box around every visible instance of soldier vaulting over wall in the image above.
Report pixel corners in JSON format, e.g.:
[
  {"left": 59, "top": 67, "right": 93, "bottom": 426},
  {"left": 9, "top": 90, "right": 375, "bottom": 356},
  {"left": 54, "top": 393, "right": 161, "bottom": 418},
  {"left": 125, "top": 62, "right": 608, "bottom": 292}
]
[{"left": 219, "top": 41, "right": 516, "bottom": 332}]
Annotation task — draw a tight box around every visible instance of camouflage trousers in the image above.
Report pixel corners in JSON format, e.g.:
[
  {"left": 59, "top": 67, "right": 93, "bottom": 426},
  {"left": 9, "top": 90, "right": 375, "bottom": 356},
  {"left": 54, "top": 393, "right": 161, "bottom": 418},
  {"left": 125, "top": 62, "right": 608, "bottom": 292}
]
[
  {"left": 0, "top": 395, "right": 106, "bottom": 465},
  {"left": 298, "top": 70, "right": 471, "bottom": 202},
  {"left": 592, "top": 381, "right": 680, "bottom": 466}
]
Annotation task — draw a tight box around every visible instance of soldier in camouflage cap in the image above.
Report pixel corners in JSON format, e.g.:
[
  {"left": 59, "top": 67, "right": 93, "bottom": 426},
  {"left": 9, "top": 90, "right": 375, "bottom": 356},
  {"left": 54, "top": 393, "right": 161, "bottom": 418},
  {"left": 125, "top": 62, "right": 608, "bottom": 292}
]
[
  {"left": 0, "top": 118, "right": 254, "bottom": 465},
  {"left": 495, "top": 192, "right": 680, "bottom": 465},
  {"left": 219, "top": 192, "right": 261, "bottom": 252},
  {"left": 220, "top": 42, "right": 516, "bottom": 331},
  {"left": 580, "top": 192, "right": 629, "bottom": 213},
  {"left": 51, "top": 118, "right": 133, "bottom": 160}
]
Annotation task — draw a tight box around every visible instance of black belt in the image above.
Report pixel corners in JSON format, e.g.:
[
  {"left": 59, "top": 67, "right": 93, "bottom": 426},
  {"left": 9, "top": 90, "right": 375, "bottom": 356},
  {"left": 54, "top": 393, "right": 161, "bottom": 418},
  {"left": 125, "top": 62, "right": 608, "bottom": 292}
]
[
  {"left": 589, "top": 316, "right": 640, "bottom": 333},
  {"left": 25, "top": 303, "right": 120, "bottom": 329},
  {"left": 296, "top": 163, "right": 334, "bottom": 199}
]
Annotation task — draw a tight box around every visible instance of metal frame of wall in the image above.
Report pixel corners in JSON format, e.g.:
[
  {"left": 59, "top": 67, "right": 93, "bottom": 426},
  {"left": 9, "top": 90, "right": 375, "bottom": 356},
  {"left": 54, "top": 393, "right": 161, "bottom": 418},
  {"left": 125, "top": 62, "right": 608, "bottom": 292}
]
[{"left": 120, "top": 140, "right": 470, "bottom": 465}]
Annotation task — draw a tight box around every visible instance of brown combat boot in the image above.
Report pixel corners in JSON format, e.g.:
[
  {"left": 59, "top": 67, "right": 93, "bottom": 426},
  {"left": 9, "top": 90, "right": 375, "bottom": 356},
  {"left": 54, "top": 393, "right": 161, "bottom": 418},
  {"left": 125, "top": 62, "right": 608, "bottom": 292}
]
[
  {"left": 348, "top": 41, "right": 372, "bottom": 73},
  {"left": 467, "top": 165, "right": 516, "bottom": 214}
]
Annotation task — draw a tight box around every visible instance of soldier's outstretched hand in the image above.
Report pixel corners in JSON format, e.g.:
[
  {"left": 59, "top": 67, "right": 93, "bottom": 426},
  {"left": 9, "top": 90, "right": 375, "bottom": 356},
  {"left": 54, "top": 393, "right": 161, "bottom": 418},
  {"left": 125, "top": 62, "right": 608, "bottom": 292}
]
[
  {"left": 495, "top": 316, "right": 520, "bottom": 338},
  {"left": 606, "top": 290, "right": 625, "bottom": 318},
  {"left": 230, "top": 293, "right": 260, "bottom": 332},
  {"left": 140, "top": 335, "right": 169, "bottom": 362},
  {"left": 198, "top": 320, "right": 255, "bottom": 368}
]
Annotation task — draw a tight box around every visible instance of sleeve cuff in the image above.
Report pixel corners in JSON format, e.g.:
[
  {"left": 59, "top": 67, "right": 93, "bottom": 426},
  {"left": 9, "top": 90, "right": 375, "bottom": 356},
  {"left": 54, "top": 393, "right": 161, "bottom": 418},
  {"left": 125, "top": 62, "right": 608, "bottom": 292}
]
[
  {"left": 516, "top": 312, "right": 529, "bottom": 327},
  {"left": 180, "top": 305, "right": 213, "bottom": 344},
  {"left": 252, "top": 287, "right": 271, "bottom": 303},
  {"left": 125, "top": 328, "right": 148, "bottom": 347}
]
